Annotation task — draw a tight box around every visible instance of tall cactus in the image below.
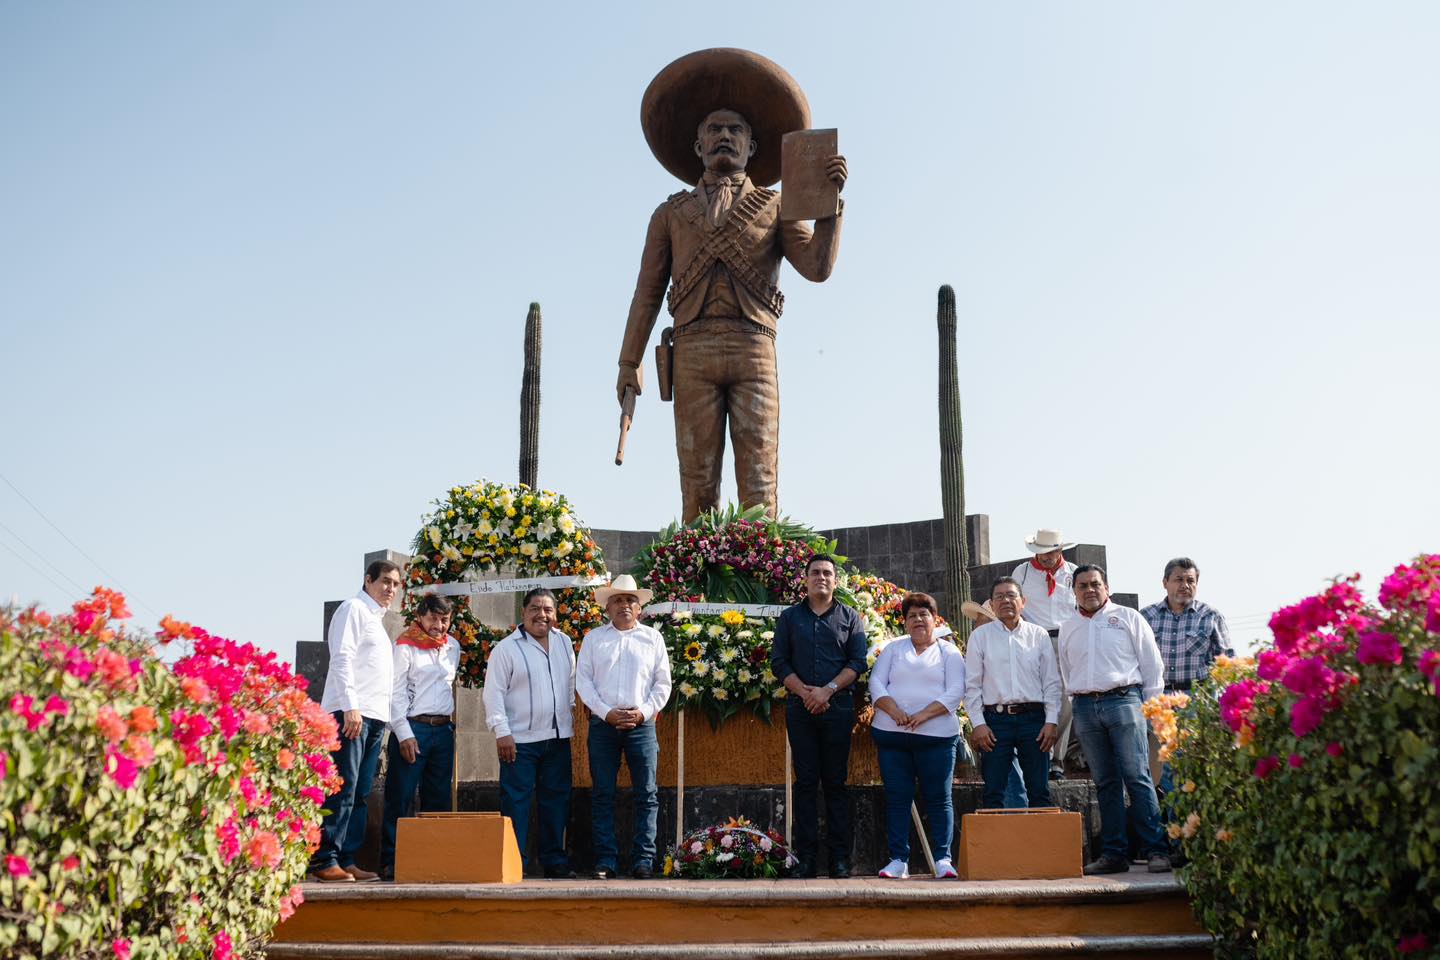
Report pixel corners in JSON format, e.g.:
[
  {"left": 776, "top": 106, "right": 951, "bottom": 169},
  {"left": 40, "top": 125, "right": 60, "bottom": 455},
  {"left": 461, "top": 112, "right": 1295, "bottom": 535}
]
[
  {"left": 519, "top": 302, "right": 542, "bottom": 490},
  {"left": 937, "top": 285, "right": 972, "bottom": 647}
]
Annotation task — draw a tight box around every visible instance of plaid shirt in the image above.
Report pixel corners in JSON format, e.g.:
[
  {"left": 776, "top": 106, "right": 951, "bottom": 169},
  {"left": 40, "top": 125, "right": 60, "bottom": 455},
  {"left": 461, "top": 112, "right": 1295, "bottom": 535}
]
[{"left": 1140, "top": 600, "right": 1234, "bottom": 688}]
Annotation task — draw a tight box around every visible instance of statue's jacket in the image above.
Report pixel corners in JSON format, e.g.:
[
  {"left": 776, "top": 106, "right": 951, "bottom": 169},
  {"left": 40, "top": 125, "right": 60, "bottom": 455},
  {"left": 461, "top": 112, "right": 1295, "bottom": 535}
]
[{"left": 619, "top": 175, "right": 843, "bottom": 369}]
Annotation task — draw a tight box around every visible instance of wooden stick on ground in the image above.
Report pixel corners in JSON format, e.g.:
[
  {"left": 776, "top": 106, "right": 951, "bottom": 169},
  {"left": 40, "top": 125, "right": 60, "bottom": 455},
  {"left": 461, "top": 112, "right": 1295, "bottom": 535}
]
[{"left": 910, "top": 801, "right": 936, "bottom": 874}]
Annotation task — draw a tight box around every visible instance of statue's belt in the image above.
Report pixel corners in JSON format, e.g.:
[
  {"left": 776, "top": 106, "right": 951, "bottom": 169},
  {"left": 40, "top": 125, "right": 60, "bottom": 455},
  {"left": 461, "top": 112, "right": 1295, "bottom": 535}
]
[{"left": 665, "top": 188, "right": 784, "bottom": 319}]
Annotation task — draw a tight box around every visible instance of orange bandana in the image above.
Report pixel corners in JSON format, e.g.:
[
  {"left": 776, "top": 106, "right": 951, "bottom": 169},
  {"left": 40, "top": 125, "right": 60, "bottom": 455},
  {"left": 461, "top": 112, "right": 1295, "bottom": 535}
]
[
  {"left": 1030, "top": 556, "right": 1061, "bottom": 596},
  {"left": 395, "top": 623, "right": 448, "bottom": 651}
]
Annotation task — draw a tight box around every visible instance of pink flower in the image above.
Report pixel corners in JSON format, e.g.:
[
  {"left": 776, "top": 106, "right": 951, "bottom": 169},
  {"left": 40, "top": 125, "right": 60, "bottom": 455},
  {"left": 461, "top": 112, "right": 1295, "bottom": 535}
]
[
  {"left": 1288, "top": 753, "right": 1304, "bottom": 769},
  {"left": 0, "top": 751, "right": 7, "bottom": 782},
  {"left": 1255, "top": 650, "right": 1289, "bottom": 681},
  {"left": 62, "top": 855, "right": 80, "bottom": 871},
  {"left": 42, "top": 695, "right": 69, "bottom": 716},
  {"left": 123, "top": 735, "right": 156, "bottom": 768},
  {"left": 1254, "top": 756, "right": 1281, "bottom": 780},
  {"left": 1355, "top": 629, "right": 1403, "bottom": 666},
  {"left": 300, "top": 786, "right": 325, "bottom": 806},
  {"left": 245, "top": 829, "right": 284, "bottom": 869},
  {"left": 180, "top": 675, "right": 212, "bottom": 704},
  {"left": 104, "top": 748, "right": 139, "bottom": 789},
  {"left": 5, "top": 854, "right": 30, "bottom": 877},
  {"left": 213, "top": 929, "right": 234, "bottom": 960},
  {"left": 112, "top": 939, "right": 132, "bottom": 960},
  {"left": 1325, "top": 742, "right": 1344, "bottom": 758},
  {"left": 1399, "top": 933, "right": 1430, "bottom": 954},
  {"left": 96, "top": 705, "right": 129, "bottom": 743},
  {"left": 216, "top": 817, "right": 242, "bottom": 864},
  {"left": 238, "top": 777, "right": 258, "bottom": 805},
  {"left": 1290, "top": 695, "right": 1328, "bottom": 738}
]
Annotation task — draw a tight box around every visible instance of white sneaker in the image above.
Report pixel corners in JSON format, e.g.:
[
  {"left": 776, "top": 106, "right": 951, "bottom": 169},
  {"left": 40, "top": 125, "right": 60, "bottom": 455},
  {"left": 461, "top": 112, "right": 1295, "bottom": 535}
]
[
  {"left": 878, "top": 858, "right": 909, "bottom": 879},
  {"left": 934, "top": 858, "right": 958, "bottom": 879}
]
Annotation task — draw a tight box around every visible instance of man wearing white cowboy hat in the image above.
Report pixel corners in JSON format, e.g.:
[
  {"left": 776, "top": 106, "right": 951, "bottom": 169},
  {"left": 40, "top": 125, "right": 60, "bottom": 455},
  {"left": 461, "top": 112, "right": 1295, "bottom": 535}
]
[
  {"left": 1012, "top": 529, "right": 1079, "bottom": 780},
  {"left": 576, "top": 574, "right": 672, "bottom": 879}
]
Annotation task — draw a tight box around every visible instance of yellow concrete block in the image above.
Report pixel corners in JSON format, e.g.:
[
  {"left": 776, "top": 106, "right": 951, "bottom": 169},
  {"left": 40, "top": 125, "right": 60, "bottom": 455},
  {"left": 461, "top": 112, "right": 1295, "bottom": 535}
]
[
  {"left": 394, "top": 812, "right": 522, "bottom": 884},
  {"left": 957, "top": 807, "right": 1083, "bottom": 881}
]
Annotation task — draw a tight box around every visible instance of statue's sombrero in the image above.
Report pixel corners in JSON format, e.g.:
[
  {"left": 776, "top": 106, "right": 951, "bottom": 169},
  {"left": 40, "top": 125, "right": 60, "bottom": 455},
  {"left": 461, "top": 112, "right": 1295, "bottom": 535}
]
[{"left": 641, "top": 48, "right": 811, "bottom": 188}]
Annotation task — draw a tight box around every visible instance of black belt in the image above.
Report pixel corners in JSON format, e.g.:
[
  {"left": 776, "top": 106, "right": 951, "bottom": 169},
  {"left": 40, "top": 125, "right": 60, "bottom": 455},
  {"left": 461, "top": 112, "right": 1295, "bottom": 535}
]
[
  {"left": 1074, "top": 684, "right": 1140, "bottom": 699},
  {"left": 984, "top": 702, "right": 1043, "bottom": 715},
  {"left": 408, "top": 714, "right": 452, "bottom": 726},
  {"left": 1165, "top": 680, "right": 1193, "bottom": 693}
]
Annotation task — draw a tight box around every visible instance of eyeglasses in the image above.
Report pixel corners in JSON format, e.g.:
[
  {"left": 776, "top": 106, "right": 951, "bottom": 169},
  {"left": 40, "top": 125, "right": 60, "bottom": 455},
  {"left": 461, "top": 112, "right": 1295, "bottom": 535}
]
[{"left": 992, "top": 592, "right": 1021, "bottom": 601}]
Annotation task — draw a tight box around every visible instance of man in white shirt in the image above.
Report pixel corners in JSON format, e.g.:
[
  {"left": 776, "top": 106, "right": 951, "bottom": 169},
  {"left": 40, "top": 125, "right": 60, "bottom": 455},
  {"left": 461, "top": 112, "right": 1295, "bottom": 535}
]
[
  {"left": 1058, "top": 564, "right": 1170, "bottom": 875},
  {"left": 1012, "top": 528, "right": 1079, "bottom": 780},
  {"left": 483, "top": 588, "right": 578, "bottom": 879},
  {"left": 379, "top": 594, "right": 460, "bottom": 879},
  {"left": 311, "top": 559, "right": 403, "bottom": 882},
  {"left": 964, "top": 577, "right": 1061, "bottom": 810},
  {"left": 576, "top": 575, "right": 672, "bottom": 879}
]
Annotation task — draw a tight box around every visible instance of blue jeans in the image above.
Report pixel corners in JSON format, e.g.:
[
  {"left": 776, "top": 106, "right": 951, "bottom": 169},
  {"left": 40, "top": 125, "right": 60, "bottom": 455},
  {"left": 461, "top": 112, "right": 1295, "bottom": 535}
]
[
  {"left": 785, "top": 697, "right": 855, "bottom": 865},
  {"left": 587, "top": 717, "right": 659, "bottom": 870},
  {"left": 871, "top": 729, "right": 957, "bottom": 862},
  {"left": 979, "top": 710, "right": 1052, "bottom": 809},
  {"left": 1004, "top": 757, "right": 1028, "bottom": 808},
  {"left": 379, "top": 721, "right": 456, "bottom": 870},
  {"left": 1071, "top": 688, "right": 1166, "bottom": 860},
  {"left": 500, "top": 737, "right": 573, "bottom": 871},
  {"left": 311, "top": 712, "right": 386, "bottom": 870}
]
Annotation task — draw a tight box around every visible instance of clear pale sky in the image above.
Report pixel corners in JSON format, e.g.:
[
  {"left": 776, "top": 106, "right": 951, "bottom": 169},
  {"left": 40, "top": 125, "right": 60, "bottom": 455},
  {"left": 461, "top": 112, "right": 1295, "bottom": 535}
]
[{"left": 3, "top": 2, "right": 1437, "bottom": 662}]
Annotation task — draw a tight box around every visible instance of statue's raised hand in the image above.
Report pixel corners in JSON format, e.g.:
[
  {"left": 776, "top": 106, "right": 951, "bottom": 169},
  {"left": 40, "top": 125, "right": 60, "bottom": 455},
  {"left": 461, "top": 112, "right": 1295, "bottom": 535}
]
[{"left": 826, "top": 155, "right": 848, "bottom": 192}]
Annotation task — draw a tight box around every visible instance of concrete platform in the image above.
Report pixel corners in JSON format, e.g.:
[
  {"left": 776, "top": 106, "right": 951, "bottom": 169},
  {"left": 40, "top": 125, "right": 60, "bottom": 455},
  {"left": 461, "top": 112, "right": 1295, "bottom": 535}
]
[{"left": 268, "top": 867, "right": 1210, "bottom": 959}]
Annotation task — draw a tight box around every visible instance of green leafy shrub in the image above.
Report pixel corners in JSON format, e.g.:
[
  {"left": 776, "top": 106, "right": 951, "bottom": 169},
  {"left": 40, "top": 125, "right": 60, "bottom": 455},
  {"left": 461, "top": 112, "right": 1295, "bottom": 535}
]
[
  {"left": 1, "top": 589, "right": 341, "bottom": 959},
  {"left": 1152, "top": 555, "right": 1440, "bottom": 958}
]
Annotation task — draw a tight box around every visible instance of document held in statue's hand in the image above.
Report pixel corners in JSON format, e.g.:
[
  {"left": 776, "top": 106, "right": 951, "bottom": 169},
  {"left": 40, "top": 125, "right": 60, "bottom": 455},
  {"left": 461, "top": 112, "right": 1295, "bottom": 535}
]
[{"left": 781, "top": 128, "right": 839, "bottom": 221}]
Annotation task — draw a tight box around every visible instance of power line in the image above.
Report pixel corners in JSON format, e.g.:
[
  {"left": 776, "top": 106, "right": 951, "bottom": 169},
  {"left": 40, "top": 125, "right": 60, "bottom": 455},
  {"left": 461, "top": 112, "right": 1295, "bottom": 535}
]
[
  {"left": 0, "top": 536, "right": 80, "bottom": 601},
  {"left": 0, "top": 470, "right": 159, "bottom": 618},
  {"left": 0, "top": 518, "right": 90, "bottom": 595}
]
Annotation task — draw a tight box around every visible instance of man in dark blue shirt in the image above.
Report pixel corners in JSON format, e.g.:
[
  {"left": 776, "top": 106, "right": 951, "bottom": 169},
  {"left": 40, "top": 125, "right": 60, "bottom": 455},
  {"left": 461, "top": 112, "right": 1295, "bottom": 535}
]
[{"left": 771, "top": 554, "right": 869, "bottom": 878}]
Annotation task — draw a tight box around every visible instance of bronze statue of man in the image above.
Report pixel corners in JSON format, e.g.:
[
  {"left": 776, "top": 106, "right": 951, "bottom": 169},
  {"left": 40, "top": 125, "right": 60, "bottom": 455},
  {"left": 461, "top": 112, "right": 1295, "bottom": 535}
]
[{"left": 617, "top": 49, "right": 847, "bottom": 522}]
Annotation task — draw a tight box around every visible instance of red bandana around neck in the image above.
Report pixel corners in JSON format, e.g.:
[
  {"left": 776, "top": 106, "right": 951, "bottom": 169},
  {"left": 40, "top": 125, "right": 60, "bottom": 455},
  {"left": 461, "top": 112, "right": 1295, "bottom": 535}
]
[
  {"left": 395, "top": 623, "right": 448, "bottom": 651},
  {"left": 1030, "top": 556, "right": 1061, "bottom": 595}
]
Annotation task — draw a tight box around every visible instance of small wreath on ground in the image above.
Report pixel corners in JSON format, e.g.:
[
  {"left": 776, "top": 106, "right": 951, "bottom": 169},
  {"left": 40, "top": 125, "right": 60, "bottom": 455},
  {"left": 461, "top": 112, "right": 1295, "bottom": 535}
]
[
  {"left": 662, "top": 816, "right": 794, "bottom": 879},
  {"left": 405, "top": 479, "right": 608, "bottom": 686}
]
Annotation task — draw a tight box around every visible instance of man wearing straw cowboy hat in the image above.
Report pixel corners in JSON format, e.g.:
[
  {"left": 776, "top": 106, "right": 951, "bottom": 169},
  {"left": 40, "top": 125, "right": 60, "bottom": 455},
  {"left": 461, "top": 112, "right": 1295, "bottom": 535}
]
[
  {"left": 577, "top": 574, "right": 673, "bottom": 879},
  {"left": 616, "top": 48, "right": 848, "bottom": 522},
  {"left": 1012, "top": 528, "right": 1080, "bottom": 780}
]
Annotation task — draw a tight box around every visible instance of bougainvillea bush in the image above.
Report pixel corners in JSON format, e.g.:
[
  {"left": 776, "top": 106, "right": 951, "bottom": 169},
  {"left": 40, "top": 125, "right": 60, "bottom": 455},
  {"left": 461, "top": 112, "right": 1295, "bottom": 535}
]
[
  {"left": 1151, "top": 555, "right": 1440, "bottom": 958},
  {"left": 1, "top": 589, "right": 341, "bottom": 959}
]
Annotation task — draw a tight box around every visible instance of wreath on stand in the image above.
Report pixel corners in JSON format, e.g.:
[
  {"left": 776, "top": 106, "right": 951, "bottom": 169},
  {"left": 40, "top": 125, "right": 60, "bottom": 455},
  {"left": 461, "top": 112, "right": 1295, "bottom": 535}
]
[{"left": 404, "top": 479, "right": 608, "bottom": 686}]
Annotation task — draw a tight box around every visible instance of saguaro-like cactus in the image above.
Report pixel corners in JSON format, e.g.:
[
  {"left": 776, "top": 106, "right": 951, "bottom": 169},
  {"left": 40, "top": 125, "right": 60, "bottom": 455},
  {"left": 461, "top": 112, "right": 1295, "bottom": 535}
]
[
  {"left": 519, "top": 302, "right": 542, "bottom": 490},
  {"left": 937, "top": 285, "right": 972, "bottom": 647}
]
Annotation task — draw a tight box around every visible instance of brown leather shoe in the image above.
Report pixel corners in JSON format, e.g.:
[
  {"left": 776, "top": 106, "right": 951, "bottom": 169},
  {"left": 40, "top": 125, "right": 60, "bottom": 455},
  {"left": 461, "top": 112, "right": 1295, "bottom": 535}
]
[
  {"left": 344, "top": 866, "right": 381, "bottom": 882},
  {"left": 308, "top": 865, "right": 356, "bottom": 882}
]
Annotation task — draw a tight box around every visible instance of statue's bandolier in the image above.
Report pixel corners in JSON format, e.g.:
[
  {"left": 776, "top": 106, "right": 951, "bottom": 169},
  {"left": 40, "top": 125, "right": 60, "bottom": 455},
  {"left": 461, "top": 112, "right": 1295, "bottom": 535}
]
[{"left": 664, "top": 187, "right": 785, "bottom": 321}]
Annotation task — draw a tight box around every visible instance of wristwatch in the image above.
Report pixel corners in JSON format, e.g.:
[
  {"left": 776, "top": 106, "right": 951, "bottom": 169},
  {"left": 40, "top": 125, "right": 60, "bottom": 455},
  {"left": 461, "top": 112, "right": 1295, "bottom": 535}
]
[{"left": 826, "top": 681, "right": 839, "bottom": 692}]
